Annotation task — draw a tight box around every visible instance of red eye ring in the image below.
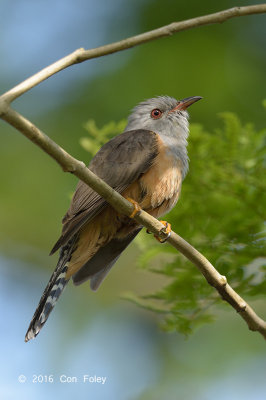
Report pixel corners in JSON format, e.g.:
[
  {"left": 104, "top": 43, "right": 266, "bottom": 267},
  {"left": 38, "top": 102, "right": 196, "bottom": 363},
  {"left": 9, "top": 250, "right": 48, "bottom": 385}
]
[{"left": 151, "top": 108, "right": 162, "bottom": 119}]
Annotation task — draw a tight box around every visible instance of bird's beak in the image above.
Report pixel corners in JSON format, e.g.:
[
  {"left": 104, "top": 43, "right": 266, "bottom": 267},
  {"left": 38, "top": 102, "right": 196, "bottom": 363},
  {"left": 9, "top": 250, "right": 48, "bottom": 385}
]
[{"left": 172, "top": 96, "right": 203, "bottom": 111}]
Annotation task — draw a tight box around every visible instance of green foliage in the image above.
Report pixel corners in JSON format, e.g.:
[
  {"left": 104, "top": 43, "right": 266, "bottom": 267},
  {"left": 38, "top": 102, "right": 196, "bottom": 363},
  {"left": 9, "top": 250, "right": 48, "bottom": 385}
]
[
  {"left": 82, "top": 110, "right": 266, "bottom": 335},
  {"left": 80, "top": 119, "right": 127, "bottom": 157}
]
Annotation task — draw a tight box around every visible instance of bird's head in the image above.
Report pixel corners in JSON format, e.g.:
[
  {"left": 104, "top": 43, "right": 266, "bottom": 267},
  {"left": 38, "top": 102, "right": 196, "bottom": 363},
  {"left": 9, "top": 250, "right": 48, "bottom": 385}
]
[{"left": 126, "top": 95, "right": 202, "bottom": 140}]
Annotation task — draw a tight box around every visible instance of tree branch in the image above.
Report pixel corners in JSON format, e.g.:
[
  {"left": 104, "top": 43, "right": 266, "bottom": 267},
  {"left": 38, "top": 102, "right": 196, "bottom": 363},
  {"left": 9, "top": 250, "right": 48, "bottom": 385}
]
[
  {"left": 1, "top": 107, "right": 266, "bottom": 339},
  {"left": 0, "top": 4, "right": 266, "bottom": 339},
  {"left": 0, "top": 4, "right": 265, "bottom": 104}
]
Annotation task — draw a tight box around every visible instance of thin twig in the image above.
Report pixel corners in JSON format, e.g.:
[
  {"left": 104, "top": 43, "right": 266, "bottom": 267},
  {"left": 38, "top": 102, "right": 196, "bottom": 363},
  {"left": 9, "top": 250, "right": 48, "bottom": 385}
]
[
  {"left": 0, "top": 5, "right": 265, "bottom": 104},
  {"left": 1, "top": 108, "right": 266, "bottom": 339}
]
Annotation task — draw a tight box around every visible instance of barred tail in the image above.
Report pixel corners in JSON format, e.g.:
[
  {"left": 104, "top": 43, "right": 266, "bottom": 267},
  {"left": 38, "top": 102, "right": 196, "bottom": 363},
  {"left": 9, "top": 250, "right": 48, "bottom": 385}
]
[
  {"left": 25, "top": 238, "right": 77, "bottom": 342},
  {"left": 24, "top": 264, "right": 68, "bottom": 342}
]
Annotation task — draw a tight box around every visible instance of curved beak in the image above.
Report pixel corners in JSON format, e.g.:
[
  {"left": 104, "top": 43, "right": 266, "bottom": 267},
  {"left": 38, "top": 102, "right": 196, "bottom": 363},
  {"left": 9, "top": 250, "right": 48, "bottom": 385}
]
[{"left": 172, "top": 96, "right": 203, "bottom": 111}]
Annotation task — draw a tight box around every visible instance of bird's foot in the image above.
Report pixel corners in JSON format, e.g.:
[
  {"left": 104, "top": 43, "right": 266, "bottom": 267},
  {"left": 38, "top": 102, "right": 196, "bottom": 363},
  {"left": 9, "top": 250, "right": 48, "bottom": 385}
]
[
  {"left": 126, "top": 197, "right": 141, "bottom": 218},
  {"left": 148, "top": 220, "right": 171, "bottom": 243}
]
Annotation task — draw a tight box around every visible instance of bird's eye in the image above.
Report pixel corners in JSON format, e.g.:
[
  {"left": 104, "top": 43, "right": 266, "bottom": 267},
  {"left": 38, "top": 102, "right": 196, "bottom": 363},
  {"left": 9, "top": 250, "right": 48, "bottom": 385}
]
[{"left": 151, "top": 108, "right": 163, "bottom": 119}]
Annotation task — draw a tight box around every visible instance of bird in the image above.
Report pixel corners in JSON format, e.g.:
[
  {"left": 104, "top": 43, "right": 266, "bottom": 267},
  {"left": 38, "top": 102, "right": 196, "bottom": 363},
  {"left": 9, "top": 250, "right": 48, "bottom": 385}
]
[{"left": 25, "top": 95, "right": 202, "bottom": 342}]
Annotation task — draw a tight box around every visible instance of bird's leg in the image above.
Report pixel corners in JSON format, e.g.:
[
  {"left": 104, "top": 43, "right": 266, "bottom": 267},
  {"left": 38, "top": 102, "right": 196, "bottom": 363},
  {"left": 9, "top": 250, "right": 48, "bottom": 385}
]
[
  {"left": 147, "top": 220, "right": 172, "bottom": 243},
  {"left": 126, "top": 197, "right": 141, "bottom": 218},
  {"left": 126, "top": 198, "right": 171, "bottom": 242}
]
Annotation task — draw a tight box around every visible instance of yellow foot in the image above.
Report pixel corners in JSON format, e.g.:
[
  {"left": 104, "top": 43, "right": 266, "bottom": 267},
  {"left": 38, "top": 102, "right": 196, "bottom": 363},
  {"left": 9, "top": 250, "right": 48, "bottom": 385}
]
[
  {"left": 155, "top": 220, "right": 172, "bottom": 243},
  {"left": 126, "top": 197, "right": 141, "bottom": 218}
]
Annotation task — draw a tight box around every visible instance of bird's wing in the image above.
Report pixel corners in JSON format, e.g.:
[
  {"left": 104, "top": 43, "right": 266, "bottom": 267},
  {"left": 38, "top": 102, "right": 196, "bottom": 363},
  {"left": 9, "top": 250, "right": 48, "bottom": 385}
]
[
  {"left": 50, "top": 129, "right": 159, "bottom": 254},
  {"left": 72, "top": 227, "right": 142, "bottom": 289}
]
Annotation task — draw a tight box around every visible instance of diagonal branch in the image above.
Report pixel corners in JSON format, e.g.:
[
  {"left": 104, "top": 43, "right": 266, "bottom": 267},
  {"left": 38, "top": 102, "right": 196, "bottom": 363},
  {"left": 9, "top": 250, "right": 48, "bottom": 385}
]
[
  {"left": 0, "top": 4, "right": 265, "bottom": 103},
  {"left": 1, "top": 107, "right": 266, "bottom": 340}
]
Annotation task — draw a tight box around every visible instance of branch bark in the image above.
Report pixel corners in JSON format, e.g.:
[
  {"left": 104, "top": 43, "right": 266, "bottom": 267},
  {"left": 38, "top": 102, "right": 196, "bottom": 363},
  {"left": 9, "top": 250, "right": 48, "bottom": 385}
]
[
  {"left": 0, "top": 4, "right": 266, "bottom": 339},
  {"left": 0, "top": 4, "right": 265, "bottom": 104}
]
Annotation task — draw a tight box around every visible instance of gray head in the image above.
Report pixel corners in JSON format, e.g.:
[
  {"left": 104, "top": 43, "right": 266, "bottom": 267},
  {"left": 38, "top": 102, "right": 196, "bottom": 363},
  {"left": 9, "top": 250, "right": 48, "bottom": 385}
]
[
  {"left": 126, "top": 95, "right": 202, "bottom": 179},
  {"left": 125, "top": 95, "right": 202, "bottom": 143}
]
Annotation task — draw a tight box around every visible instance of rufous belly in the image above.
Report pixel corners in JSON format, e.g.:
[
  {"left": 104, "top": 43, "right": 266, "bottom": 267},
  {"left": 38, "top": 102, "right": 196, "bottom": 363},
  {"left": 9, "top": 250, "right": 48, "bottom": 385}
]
[{"left": 123, "top": 135, "right": 183, "bottom": 218}]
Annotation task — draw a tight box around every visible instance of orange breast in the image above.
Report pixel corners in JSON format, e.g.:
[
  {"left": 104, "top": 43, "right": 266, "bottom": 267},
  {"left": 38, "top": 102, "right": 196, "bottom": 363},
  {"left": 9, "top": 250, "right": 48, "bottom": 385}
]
[{"left": 121, "top": 135, "right": 182, "bottom": 219}]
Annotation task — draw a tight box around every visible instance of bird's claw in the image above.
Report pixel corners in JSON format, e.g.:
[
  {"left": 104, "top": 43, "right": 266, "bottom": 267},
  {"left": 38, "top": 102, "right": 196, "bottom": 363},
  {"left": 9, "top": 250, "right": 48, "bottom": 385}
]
[
  {"left": 155, "top": 221, "right": 172, "bottom": 243},
  {"left": 126, "top": 197, "right": 141, "bottom": 218},
  {"left": 146, "top": 221, "right": 172, "bottom": 243}
]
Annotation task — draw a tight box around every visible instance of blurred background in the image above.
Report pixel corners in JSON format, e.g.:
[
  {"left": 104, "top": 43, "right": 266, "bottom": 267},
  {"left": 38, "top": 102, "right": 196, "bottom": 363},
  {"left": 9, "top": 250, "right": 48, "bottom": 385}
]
[{"left": 0, "top": 0, "right": 265, "bottom": 399}]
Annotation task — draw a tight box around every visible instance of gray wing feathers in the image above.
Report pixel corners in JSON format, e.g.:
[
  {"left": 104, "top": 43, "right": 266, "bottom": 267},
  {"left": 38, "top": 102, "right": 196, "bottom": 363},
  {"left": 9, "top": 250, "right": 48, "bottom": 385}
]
[
  {"left": 89, "top": 265, "right": 116, "bottom": 291},
  {"left": 50, "top": 129, "right": 158, "bottom": 254},
  {"left": 72, "top": 228, "right": 142, "bottom": 288}
]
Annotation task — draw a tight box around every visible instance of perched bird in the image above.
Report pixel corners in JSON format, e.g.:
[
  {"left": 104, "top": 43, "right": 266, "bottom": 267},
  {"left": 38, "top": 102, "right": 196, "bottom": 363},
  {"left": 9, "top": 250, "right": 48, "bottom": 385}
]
[{"left": 25, "top": 95, "right": 202, "bottom": 341}]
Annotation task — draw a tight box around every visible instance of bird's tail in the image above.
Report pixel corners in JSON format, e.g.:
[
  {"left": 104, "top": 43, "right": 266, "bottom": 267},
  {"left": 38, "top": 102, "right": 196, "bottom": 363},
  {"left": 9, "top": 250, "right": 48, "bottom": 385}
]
[{"left": 25, "top": 238, "right": 76, "bottom": 342}]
